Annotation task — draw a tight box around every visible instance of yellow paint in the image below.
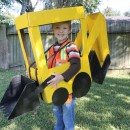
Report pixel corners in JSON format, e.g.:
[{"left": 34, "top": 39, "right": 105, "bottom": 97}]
[{"left": 15, "top": 6, "right": 110, "bottom": 103}]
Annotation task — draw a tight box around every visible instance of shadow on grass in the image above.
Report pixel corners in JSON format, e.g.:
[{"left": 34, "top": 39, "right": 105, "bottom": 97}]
[
  {"left": 0, "top": 71, "right": 130, "bottom": 130},
  {"left": 76, "top": 76, "right": 130, "bottom": 130}
]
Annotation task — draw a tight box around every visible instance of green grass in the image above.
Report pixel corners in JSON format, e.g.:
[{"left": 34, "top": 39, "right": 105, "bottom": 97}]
[{"left": 0, "top": 70, "right": 130, "bottom": 130}]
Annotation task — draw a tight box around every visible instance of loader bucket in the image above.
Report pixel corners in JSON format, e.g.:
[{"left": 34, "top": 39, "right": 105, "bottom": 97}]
[{"left": 0, "top": 75, "right": 40, "bottom": 120}]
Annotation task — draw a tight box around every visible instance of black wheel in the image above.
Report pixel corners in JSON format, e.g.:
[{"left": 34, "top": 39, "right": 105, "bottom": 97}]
[
  {"left": 52, "top": 87, "right": 69, "bottom": 106},
  {"left": 72, "top": 72, "right": 91, "bottom": 98}
]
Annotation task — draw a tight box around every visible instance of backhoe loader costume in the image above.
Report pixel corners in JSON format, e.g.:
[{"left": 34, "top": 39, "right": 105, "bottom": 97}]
[{"left": 0, "top": 6, "right": 110, "bottom": 120}]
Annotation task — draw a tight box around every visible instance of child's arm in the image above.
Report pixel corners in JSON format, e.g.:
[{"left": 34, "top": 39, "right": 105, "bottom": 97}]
[
  {"left": 62, "top": 43, "right": 81, "bottom": 81},
  {"left": 47, "top": 43, "right": 81, "bottom": 87},
  {"left": 62, "top": 58, "right": 80, "bottom": 81}
]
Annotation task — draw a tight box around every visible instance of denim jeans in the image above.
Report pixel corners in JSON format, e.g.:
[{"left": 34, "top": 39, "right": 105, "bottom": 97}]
[{"left": 53, "top": 98, "right": 75, "bottom": 130}]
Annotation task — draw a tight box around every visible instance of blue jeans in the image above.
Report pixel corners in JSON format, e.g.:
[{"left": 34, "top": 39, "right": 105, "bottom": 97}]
[{"left": 53, "top": 98, "right": 75, "bottom": 130}]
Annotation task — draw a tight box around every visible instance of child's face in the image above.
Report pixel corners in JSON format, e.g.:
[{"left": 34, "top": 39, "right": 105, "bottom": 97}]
[{"left": 52, "top": 22, "right": 71, "bottom": 44}]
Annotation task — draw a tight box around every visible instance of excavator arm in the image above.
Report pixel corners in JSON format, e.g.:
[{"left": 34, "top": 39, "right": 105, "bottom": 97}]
[{"left": 75, "top": 12, "right": 110, "bottom": 84}]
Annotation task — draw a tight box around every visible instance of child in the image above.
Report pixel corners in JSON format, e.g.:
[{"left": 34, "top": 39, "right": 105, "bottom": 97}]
[{"left": 47, "top": 21, "right": 81, "bottom": 130}]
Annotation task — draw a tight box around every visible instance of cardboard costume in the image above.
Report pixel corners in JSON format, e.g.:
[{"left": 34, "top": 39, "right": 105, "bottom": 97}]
[{"left": 0, "top": 6, "right": 110, "bottom": 120}]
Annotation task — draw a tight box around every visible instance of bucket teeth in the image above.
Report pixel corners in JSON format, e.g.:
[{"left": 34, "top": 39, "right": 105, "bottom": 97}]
[
  {"left": 4, "top": 113, "right": 10, "bottom": 118},
  {"left": 0, "top": 105, "right": 4, "bottom": 109},
  {"left": 2, "top": 109, "right": 9, "bottom": 116},
  {"left": 0, "top": 106, "right": 6, "bottom": 111},
  {"left": 2, "top": 109, "right": 7, "bottom": 114},
  {"left": 0, "top": 106, "right": 9, "bottom": 118}
]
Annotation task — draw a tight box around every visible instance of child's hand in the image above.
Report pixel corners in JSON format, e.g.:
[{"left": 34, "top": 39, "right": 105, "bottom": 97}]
[
  {"left": 47, "top": 73, "right": 64, "bottom": 88},
  {"left": 26, "top": 70, "right": 29, "bottom": 77}
]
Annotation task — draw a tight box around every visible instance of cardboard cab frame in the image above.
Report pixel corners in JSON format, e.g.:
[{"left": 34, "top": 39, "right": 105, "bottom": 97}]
[{"left": 0, "top": 6, "right": 110, "bottom": 119}]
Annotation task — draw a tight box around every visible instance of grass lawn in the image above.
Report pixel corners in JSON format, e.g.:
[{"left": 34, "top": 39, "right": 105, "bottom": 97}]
[{"left": 0, "top": 70, "right": 130, "bottom": 130}]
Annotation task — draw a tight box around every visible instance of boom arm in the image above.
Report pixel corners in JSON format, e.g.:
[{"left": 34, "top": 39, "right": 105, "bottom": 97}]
[{"left": 75, "top": 12, "right": 110, "bottom": 84}]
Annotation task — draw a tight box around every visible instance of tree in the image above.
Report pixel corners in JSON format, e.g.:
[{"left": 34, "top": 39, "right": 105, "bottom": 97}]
[
  {"left": 1, "top": 0, "right": 101, "bottom": 15},
  {"left": 83, "top": 0, "right": 101, "bottom": 13},
  {"left": 0, "top": 0, "right": 12, "bottom": 10},
  {"left": 102, "top": 6, "right": 121, "bottom": 16},
  {"left": 0, "top": 0, "right": 11, "bottom": 7},
  {"left": 0, "top": 0, "right": 15, "bottom": 25},
  {"left": 0, "top": 10, "right": 15, "bottom": 25},
  {"left": 44, "top": 0, "right": 82, "bottom": 9},
  {"left": 124, "top": 10, "right": 130, "bottom": 17},
  {"left": 44, "top": 0, "right": 101, "bottom": 13},
  {"left": 0, "top": 0, "right": 42, "bottom": 15},
  {"left": 15, "top": 0, "right": 42, "bottom": 15}
]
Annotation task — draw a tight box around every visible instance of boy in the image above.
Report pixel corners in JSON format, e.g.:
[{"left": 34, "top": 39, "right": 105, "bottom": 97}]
[{"left": 47, "top": 21, "right": 81, "bottom": 130}]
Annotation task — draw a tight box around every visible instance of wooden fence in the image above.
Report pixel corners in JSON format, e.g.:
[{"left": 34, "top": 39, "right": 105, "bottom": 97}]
[
  {"left": 0, "top": 17, "right": 130, "bottom": 74},
  {"left": 106, "top": 16, "right": 130, "bottom": 74}
]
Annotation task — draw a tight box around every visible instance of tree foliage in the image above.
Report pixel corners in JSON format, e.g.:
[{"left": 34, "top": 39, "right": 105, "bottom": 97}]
[
  {"left": 124, "top": 10, "right": 130, "bottom": 17},
  {"left": 0, "top": 0, "right": 10, "bottom": 10},
  {"left": 83, "top": 0, "right": 101, "bottom": 13},
  {"left": 44, "top": 0, "right": 101, "bottom": 13},
  {"left": 1, "top": 0, "right": 101, "bottom": 15},
  {"left": 15, "top": 0, "right": 41, "bottom": 15},
  {"left": 0, "top": 0, "right": 15, "bottom": 25},
  {"left": 102, "top": 6, "right": 121, "bottom": 16},
  {"left": 0, "top": 0, "right": 101, "bottom": 25},
  {"left": 0, "top": 0, "right": 11, "bottom": 6},
  {"left": 0, "top": 11, "right": 15, "bottom": 25}
]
